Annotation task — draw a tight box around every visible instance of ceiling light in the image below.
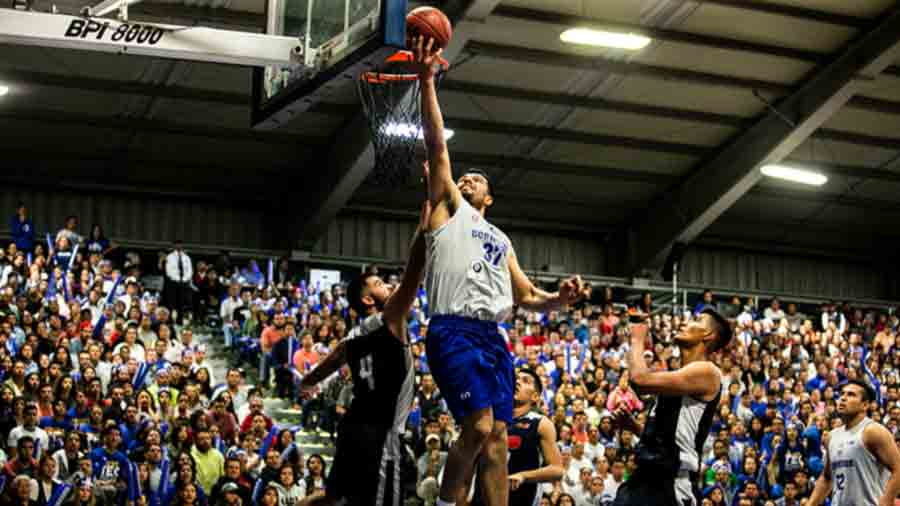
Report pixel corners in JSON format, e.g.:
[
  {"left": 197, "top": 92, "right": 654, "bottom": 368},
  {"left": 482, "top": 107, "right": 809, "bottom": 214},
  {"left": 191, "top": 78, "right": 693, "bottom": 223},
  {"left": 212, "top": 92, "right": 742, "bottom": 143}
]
[
  {"left": 382, "top": 122, "right": 454, "bottom": 141},
  {"left": 560, "top": 28, "right": 651, "bottom": 50},
  {"left": 760, "top": 164, "right": 828, "bottom": 186},
  {"left": 0, "top": 85, "right": 8, "bottom": 97}
]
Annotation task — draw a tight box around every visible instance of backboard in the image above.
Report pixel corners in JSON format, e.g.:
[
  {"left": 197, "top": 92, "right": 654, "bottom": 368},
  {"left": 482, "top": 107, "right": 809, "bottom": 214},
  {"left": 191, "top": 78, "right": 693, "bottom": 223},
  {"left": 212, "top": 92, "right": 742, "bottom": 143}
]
[{"left": 251, "top": 0, "right": 407, "bottom": 129}]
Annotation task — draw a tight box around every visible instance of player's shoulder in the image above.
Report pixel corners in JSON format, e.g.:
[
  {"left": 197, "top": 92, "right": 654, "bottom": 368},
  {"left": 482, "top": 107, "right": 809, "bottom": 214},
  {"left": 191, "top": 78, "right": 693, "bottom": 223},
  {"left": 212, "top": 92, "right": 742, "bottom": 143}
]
[
  {"left": 861, "top": 418, "right": 892, "bottom": 444},
  {"left": 344, "top": 313, "right": 386, "bottom": 342}
]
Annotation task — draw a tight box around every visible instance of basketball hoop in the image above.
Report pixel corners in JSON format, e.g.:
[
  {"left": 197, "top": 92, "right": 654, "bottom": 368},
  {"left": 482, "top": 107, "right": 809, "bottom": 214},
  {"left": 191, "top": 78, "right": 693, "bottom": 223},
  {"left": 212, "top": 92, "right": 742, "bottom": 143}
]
[{"left": 357, "top": 50, "right": 446, "bottom": 187}]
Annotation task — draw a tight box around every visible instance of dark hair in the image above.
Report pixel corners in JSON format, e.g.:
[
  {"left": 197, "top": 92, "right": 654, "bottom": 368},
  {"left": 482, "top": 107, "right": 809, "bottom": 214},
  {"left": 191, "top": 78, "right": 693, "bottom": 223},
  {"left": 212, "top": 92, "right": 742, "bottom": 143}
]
[
  {"left": 702, "top": 308, "right": 733, "bottom": 353},
  {"left": 463, "top": 168, "right": 493, "bottom": 196},
  {"left": 346, "top": 272, "right": 378, "bottom": 317},
  {"left": 842, "top": 378, "right": 876, "bottom": 402},
  {"left": 518, "top": 368, "right": 543, "bottom": 396}
]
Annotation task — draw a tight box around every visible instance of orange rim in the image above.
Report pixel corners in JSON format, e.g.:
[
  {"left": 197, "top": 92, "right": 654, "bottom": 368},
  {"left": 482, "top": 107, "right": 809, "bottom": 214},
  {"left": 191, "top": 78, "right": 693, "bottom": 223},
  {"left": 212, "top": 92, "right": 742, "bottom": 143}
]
[{"left": 361, "top": 71, "right": 420, "bottom": 84}]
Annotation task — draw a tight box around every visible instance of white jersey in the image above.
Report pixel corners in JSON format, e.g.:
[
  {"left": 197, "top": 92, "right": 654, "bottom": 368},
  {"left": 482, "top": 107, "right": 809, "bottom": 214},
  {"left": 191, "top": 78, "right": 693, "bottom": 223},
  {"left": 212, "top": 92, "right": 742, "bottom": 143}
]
[
  {"left": 828, "top": 417, "right": 888, "bottom": 506},
  {"left": 425, "top": 198, "right": 514, "bottom": 322}
]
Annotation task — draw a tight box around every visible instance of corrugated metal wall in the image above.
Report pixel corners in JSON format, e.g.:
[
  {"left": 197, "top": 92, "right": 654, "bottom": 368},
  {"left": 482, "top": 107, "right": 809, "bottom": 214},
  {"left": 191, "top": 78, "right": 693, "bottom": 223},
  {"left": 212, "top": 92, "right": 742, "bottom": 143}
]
[
  {"left": 0, "top": 186, "right": 270, "bottom": 250},
  {"left": 679, "top": 245, "right": 889, "bottom": 300},
  {"left": 313, "top": 214, "right": 607, "bottom": 274}
]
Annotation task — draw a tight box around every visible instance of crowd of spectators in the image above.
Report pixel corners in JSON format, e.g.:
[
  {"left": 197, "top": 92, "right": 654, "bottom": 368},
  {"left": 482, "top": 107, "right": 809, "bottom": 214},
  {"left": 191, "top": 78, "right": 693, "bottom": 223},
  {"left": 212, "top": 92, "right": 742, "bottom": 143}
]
[{"left": 3, "top": 202, "right": 900, "bottom": 506}]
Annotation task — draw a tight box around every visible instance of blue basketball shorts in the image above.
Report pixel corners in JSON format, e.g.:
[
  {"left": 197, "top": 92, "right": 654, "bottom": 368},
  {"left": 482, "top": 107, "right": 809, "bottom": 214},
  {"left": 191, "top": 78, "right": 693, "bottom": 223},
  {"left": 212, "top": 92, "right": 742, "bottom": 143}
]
[{"left": 425, "top": 315, "right": 514, "bottom": 424}]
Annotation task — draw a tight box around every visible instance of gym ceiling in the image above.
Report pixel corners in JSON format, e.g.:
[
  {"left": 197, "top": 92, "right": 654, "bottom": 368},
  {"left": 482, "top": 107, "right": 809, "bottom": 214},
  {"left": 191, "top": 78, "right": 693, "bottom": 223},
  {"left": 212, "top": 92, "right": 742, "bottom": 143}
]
[{"left": 2, "top": 0, "right": 900, "bottom": 272}]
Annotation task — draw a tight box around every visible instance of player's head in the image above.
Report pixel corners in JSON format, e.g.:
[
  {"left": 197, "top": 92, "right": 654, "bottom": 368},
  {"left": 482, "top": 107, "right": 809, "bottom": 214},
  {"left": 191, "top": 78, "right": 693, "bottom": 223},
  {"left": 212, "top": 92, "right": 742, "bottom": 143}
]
[
  {"left": 457, "top": 169, "right": 493, "bottom": 212},
  {"left": 837, "top": 378, "right": 875, "bottom": 418},
  {"left": 346, "top": 273, "right": 393, "bottom": 316},
  {"left": 514, "top": 368, "right": 542, "bottom": 407},
  {"left": 675, "top": 308, "right": 732, "bottom": 354}
]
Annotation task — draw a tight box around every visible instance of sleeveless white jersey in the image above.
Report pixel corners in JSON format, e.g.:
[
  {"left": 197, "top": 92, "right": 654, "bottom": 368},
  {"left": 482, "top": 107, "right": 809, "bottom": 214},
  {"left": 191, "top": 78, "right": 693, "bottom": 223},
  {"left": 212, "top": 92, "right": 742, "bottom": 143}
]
[
  {"left": 828, "top": 417, "right": 888, "bottom": 506},
  {"left": 425, "top": 198, "right": 514, "bottom": 322}
]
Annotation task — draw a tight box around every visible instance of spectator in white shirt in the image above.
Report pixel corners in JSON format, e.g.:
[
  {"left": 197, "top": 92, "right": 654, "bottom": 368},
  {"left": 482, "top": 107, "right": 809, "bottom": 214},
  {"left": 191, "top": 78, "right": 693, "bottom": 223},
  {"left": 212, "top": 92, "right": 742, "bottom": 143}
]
[
  {"left": 55, "top": 215, "right": 83, "bottom": 249},
  {"left": 8, "top": 403, "right": 49, "bottom": 460},
  {"left": 764, "top": 298, "right": 786, "bottom": 323},
  {"left": 164, "top": 240, "right": 193, "bottom": 325},
  {"left": 220, "top": 282, "right": 243, "bottom": 348}
]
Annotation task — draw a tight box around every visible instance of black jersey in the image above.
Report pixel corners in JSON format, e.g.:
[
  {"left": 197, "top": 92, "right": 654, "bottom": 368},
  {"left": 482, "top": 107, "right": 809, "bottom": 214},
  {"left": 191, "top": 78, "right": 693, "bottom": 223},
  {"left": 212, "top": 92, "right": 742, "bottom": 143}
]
[
  {"left": 636, "top": 388, "right": 721, "bottom": 477},
  {"left": 343, "top": 314, "right": 415, "bottom": 429},
  {"left": 508, "top": 411, "right": 545, "bottom": 506},
  {"left": 473, "top": 411, "right": 545, "bottom": 506}
]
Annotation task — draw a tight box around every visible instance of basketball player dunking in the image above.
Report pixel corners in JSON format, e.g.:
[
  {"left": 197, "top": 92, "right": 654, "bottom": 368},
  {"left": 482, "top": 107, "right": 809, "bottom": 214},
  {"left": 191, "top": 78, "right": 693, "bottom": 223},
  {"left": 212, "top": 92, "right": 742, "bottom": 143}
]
[
  {"left": 612, "top": 309, "right": 731, "bottom": 506},
  {"left": 807, "top": 379, "right": 900, "bottom": 506},
  {"left": 413, "top": 35, "right": 587, "bottom": 506},
  {"left": 298, "top": 201, "right": 431, "bottom": 506}
]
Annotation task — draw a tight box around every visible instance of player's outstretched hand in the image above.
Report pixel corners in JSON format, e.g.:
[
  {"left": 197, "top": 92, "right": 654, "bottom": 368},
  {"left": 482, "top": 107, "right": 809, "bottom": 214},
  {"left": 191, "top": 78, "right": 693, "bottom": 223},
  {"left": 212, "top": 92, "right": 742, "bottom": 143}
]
[
  {"left": 509, "top": 473, "right": 525, "bottom": 491},
  {"left": 559, "top": 275, "right": 586, "bottom": 306},
  {"left": 412, "top": 35, "right": 444, "bottom": 79},
  {"left": 613, "top": 405, "right": 639, "bottom": 433}
]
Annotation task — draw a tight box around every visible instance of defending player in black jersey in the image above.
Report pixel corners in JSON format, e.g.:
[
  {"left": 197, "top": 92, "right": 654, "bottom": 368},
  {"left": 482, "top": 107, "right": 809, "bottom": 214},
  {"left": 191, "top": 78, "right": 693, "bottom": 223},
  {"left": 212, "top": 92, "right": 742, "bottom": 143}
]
[
  {"left": 468, "top": 368, "right": 563, "bottom": 506},
  {"left": 612, "top": 308, "right": 731, "bottom": 506},
  {"left": 298, "top": 202, "right": 430, "bottom": 506}
]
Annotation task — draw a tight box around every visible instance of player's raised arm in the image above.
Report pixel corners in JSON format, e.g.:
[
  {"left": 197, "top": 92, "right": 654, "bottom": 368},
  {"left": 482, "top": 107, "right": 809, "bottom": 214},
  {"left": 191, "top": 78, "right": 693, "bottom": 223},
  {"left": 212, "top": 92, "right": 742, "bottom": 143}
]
[
  {"left": 508, "top": 250, "right": 586, "bottom": 312},
  {"left": 383, "top": 200, "right": 430, "bottom": 338},
  {"left": 299, "top": 340, "right": 347, "bottom": 396},
  {"left": 415, "top": 35, "right": 460, "bottom": 220},
  {"left": 626, "top": 322, "right": 719, "bottom": 399}
]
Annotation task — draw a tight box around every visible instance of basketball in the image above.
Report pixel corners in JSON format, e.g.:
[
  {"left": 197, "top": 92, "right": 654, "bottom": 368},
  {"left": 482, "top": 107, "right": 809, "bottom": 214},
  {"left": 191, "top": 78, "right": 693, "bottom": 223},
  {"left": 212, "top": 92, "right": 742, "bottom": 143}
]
[{"left": 406, "top": 6, "right": 452, "bottom": 49}]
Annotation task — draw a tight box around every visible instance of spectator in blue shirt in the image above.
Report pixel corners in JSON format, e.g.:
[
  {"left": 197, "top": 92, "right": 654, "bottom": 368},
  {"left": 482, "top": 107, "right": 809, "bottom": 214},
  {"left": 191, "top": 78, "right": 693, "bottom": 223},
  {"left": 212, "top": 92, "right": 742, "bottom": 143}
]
[
  {"left": 694, "top": 289, "right": 715, "bottom": 316},
  {"left": 85, "top": 224, "right": 114, "bottom": 258},
  {"left": 10, "top": 203, "right": 35, "bottom": 253}
]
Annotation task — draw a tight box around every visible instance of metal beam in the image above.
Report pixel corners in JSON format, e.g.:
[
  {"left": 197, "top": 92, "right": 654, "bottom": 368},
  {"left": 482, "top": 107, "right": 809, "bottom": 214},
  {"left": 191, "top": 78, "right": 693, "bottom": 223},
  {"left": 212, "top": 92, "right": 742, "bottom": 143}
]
[
  {"left": 287, "top": 0, "right": 503, "bottom": 252},
  {"left": 445, "top": 117, "right": 709, "bottom": 155},
  {"left": 451, "top": 151, "right": 673, "bottom": 183},
  {"left": 749, "top": 187, "right": 900, "bottom": 212},
  {"left": 464, "top": 40, "right": 900, "bottom": 116},
  {"left": 342, "top": 205, "right": 614, "bottom": 236},
  {"left": 630, "top": 4, "right": 900, "bottom": 271},
  {"left": 0, "top": 107, "right": 324, "bottom": 146},
  {"left": 691, "top": 0, "right": 870, "bottom": 28},
  {"left": 129, "top": 4, "right": 266, "bottom": 30},
  {"left": 0, "top": 68, "right": 250, "bottom": 105},
  {"left": 442, "top": 79, "right": 749, "bottom": 126},
  {"left": 491, "top": 5, "right": 900, "bottom": 78},
  {"left": 0, "top": 169, "right": 274, "bottom": 207},
  {"left": 447, "top": 115, "right": 900, "bottom": 156},
  {"left": 466, "top": 40, "right": 788, "bottom": 93}
]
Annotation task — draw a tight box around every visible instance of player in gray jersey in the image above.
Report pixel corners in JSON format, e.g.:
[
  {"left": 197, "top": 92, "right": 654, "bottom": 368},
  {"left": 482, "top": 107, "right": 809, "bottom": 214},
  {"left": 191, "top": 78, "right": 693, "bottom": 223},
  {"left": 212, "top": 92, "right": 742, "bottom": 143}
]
[
  {"left": 412, "top": 35, "right": 587, "bottom": 506},
  {"left": 808, "top": 379, "right": 900, "bottom": 506}
]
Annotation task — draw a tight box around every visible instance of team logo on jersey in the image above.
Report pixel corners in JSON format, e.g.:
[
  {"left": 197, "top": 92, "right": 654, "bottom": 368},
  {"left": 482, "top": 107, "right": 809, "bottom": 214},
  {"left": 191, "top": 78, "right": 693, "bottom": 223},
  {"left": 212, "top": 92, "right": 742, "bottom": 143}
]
[{"left": 508, "top": 435, "right": 522, "bottom": 450}]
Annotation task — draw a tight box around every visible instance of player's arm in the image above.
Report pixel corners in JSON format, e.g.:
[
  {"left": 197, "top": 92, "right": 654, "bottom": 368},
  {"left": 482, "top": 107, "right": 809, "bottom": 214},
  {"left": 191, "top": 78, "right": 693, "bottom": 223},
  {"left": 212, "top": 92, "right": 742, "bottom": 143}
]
[
  {"left": 299, "top": 340, "right": 347, "bottom": 390},
  {"left": 508, "top": 251, "right": 585, "bottom": 312},
  {"left": 510, "top": 417, "right": 564, "bottom": 490},
  {"left": 863, "top": 423, "right": 900, "bottom": 506},
  {"left": 807, "top": 452, "right": 832, "bottom": 506},
  {"left": 415, "top": 36, "right": 460, "bottom": 222},
  {"left": 384, "top": 201, "right": 430, "bottom": 339},
  {"left": 626, "top": 322, "right": 719, "bottom": 399}
]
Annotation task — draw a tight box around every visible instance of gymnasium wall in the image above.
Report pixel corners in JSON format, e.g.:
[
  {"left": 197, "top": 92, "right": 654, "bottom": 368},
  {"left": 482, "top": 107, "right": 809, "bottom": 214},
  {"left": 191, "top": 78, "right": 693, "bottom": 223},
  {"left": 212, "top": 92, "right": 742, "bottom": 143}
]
[
  {"left": 311, "top": 213, "right": 609, "bottom": 275},
  {"left": 678, "top": 245, "right": 892, "bottom": 301},
  {"left": 2, "top": 186, "right": 893, "bottom": 301},
  {"left": 0, "top": 186, "right": 275, "bottom": 253}
]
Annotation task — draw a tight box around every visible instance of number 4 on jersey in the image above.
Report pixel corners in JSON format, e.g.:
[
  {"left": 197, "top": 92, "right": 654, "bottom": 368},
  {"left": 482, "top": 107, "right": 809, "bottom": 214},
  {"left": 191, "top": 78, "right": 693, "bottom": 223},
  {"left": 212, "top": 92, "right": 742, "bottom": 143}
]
[{"left": 359, "top": 356, "right": 375, "bottom": 390}]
